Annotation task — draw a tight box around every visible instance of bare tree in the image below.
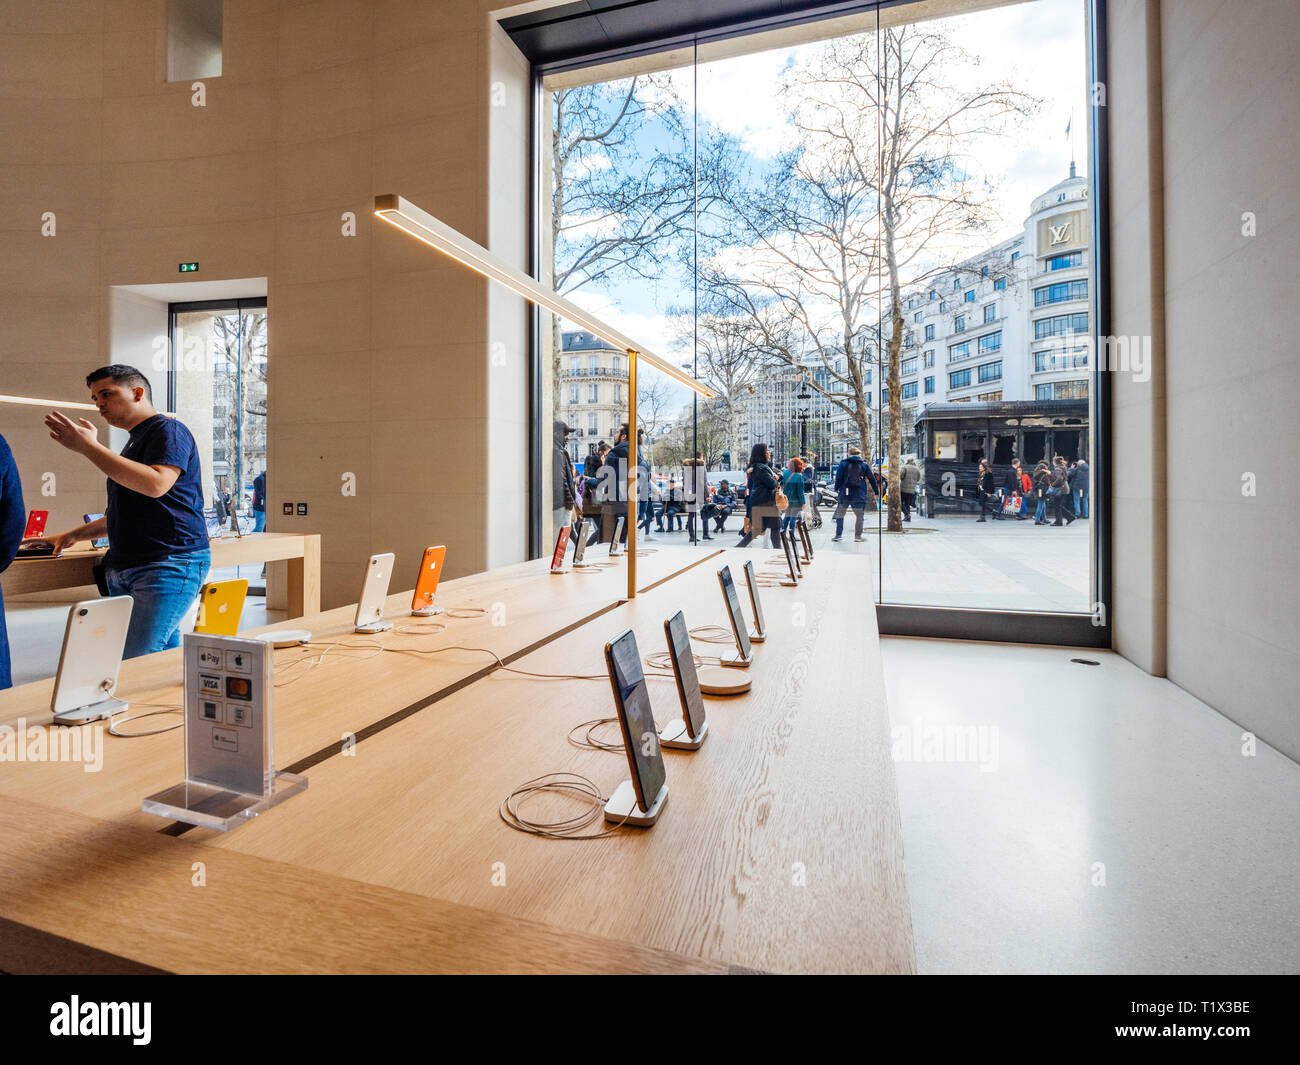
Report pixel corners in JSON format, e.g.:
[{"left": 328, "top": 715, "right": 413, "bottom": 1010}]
[
  {"left": 635, "top": 375, "right": 674, "bottom": 468},
  {"left": 790, "top": 27, "right": 1034, "bottom": 530},
  {"left": 656, "top": 402, "right": 729, "bottom": 471},
  {"left": 549, "top": 75, "right": 725, "bottom": 406},
  {"left": 708, "top": 25, "right": 1033, "bottom": 530},
  {"left": 669, "top": 300, "right": 771, "bottom": 466},
  {"left": 211, "top": 310, "right": 266, "bottom": 527}
]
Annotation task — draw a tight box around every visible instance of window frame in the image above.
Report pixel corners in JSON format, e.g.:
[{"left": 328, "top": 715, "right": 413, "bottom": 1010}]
[{"left": 526, "top": 0, "right": 1112, "bottom": 649}]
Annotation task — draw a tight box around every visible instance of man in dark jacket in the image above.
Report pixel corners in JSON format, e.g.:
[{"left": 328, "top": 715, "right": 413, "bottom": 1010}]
[
  {"left": 582, "top": 442, "right": 608, "bottom": 545},
  {"left": 0, "top": 433, "right": 26, "bottom": 689},
  {"left": 712, "top": 481, "right": 735, "bottom": 533},
  {"left": 899, "top": 458, "right": 921, "bottom": 522},
  {"left": 1071, "top": 458, "right": 1090, "bottom": 519},
  {"left": 832, "top": 445, "right": 879, "bottom": 542},
  {"left": 552, "top": 420, "right": 577, "bottom": 537},
  {"left": 600, "top": 423, "right": 649, "bottom": 544}
]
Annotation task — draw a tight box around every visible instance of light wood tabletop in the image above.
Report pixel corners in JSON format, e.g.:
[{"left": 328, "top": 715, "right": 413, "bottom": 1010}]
[
  {"left": 0, "top": 795, "right": 725, "bottom": 975},
  {"left": 0, "top": 547, "right": 720, "bottom": 835},
  {"left": 3, "top": 532, "right": 322, "bottom": 618},
  {"left": 0, "top": 544, "right": 912, "bottom": 973},
  {"left": 196, "top": 547, "right": 915, "bottom": 974}
]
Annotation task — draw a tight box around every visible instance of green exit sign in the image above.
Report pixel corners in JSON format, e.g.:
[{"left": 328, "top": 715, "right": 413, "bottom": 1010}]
[{"left": 179, "top": 262, "right": 199, "bottom": 273}]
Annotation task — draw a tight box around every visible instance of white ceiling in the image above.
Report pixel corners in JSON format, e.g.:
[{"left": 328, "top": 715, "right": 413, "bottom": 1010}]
[{"left": 114, "top": 277, "right": 267, "bottom": 303}]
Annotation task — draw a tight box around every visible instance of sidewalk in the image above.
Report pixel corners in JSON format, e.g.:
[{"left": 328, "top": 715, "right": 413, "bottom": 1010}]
[{"left": 810, "top": 507, "right": 1093, "bottom": 612}]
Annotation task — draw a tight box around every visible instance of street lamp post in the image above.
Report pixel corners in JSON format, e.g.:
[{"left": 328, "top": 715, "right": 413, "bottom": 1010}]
[{"left": 796, "top": 377, "right": 812, "bottom": 459}]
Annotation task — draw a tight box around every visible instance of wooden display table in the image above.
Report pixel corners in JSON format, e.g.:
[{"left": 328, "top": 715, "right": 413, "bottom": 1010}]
[
  {"left": 2, "top": 533, "right": 322, "bottom": 619},
  {"left": 0, "top": 546, "right": 911, "bottom": 974}
]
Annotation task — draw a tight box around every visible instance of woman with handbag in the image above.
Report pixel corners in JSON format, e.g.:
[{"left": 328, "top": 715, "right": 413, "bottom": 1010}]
[
  {"left": 1032, "top": 461, "right": 1051, "bottom": 525},
  {"left": 1048, "top": 455, "right": 1076, "bottom": 526},
  {"left": 736, "top": 443, "right": 782, "bottom": 549}
]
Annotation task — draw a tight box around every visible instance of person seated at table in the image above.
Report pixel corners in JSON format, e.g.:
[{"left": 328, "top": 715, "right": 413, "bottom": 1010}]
[
  {"left": 0, "top": 432, "right": 26, "bottom": 690},
  {"left": 38, "top": 365, "right": 210, "bottom": 658},
  {"left": 712, "top": 480, "right": 735, "bottom": 533}
]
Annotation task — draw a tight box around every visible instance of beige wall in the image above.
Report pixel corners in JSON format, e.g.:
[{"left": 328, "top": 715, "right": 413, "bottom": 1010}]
[
  {"left": 1109, "top": 0, "right": 1300, "bottom": 759},
  {"left": 0, "top": 0, "right": 535, "bottom": 610}
]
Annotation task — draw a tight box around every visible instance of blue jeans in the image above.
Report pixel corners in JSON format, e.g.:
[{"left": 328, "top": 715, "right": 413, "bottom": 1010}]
[
  {"left": 1034, "top": 497, "right": 1047, "bottom": 523},
  {"left": 1074, "top": 490, "right": 1088, "bottom": 518},
  {"left": 104, "top": 551, "right": 211, "bottom": 659},
  {"left": 253, "top": 508, "right": 266, "bottom": 532}
]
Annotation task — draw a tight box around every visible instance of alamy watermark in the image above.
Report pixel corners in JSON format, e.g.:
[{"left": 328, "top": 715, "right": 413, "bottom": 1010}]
[
  {"left": 1036, "top": 333, "right": 1153, "bottom": 383},
  {"left": 0, "top": 719, "right": 103, "bottom": 772},
  {"left": 891, "top": 717, "right": 1000, "bottom": 773}
]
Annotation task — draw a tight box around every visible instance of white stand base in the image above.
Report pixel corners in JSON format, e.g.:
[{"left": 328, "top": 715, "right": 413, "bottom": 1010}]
[
  {"left": 143, "top": 770, "right": 308, "bottom": 832},
  {"left": 749, "top": 632, "right": 766, "bottom": 643},
  {"left": 719, "top": 651, "right": 753, "bottom": 669},
  {"left": 411, "top": 605, "right": 443, "bottom": 616},
  {"left": 52, "top": 697, "right": 127, "bottom": 726},
  {"left": 697, "top": 667, "right": 751, "bottom": 696},
  {"left": 550, "top": 566, "right": 569, "bottom": 574},
  {"left": 603, "top": 779, "right": 669, "bottom": 826},
  {"left": 355, "top": 620, "right": 393, "bottom": 634},
  {"left": 659, "top": 718, "right": 708, "bottom": 750},
  {"left": 255, "top": 629, "right": 312, "bottom": 649}
]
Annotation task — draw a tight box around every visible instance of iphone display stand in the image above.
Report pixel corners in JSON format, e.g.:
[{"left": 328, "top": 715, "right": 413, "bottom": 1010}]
[
  {"left": 604, "top": 779, "right": 669, "bottom": 826},
  {"left": 749, "top": 631, "right": 766, "bottom": 644},
  {"left": 659, "top": 718, "right": 708, "bottom": 750},
  {"left": 256, "top": 629, "right": 311, "bottom": 649},
  {"left": 355, "top": 619, "right": 392, "bottom": 634},
  {"left": 697, "top": 667, "right": 751, "bottom": 696},
  {"left": 53, "top": 696, "right": 126, "bottom": 727},
  {"left": 719, "top": 650, "right": 753, "bottom": 669},
  {"left": 411, "top": 605, "right": 443, "bottom": 616},
  {"left": 144, "top": 634, "right": 307, "bottom": 832}
]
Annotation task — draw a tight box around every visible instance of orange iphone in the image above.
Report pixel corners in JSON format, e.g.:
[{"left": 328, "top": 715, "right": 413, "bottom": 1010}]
[{"left": 410, "top": 545, "right": 447, "bottom": 616}]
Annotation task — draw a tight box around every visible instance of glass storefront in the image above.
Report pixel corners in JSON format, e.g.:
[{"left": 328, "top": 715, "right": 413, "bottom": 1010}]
[{"left": 538, "top": 0, "right": 1101, "bottom": 628}]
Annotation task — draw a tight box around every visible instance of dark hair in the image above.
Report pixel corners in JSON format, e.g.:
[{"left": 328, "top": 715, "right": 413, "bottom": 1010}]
[
  {"left": 748, "top": 443, "right": 770, "bottom": 467},
  {"left": 86, "top": 364, "right": 152, "bottom": 404}
]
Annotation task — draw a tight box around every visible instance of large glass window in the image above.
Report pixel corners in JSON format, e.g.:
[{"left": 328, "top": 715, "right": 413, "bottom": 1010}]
[
  {"left": 1046, "top": 250, "right": 1084, "bottom": 270},
  {"left": 1034, "top": 312, "right": 1090, "bottom": 339},
  {"left": 1034, "top": 279, "right": 1088, "bottom": 305},
  {"left": 538, "top": 0, "right": 1099, "bottom": 620}
]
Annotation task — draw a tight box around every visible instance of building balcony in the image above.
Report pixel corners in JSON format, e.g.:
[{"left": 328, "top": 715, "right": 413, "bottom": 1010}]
[{"left": 561, "top": 367, "right": 629, "bottom": 380}]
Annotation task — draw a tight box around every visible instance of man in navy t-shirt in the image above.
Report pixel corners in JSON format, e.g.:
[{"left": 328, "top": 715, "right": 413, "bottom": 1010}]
[{"left": 41, "top": 365, "right": 210, "bottom": 658}]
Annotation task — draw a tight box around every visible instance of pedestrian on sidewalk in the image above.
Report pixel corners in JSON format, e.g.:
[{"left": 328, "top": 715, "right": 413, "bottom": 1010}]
[
  {"left": 781, "top": 457, "right": 806, "bottom": 535},
  {"left": 976, "top": 458, "right": 997, "bottom": 522},
  {"left": 900, "top": 457, "right": 921, "bottom": 522},
  {"left": 1049, "top": 455, "right": 1076, "bottom": 526},
  {"left": 736, "top": 444, "right": 782, "bottom": 549},
  {"left": 833, "top": 446, "right": 878, "bottom": 542},
  {"left": 1032, "top": 461, "right": 1051, "bottom": 525}
]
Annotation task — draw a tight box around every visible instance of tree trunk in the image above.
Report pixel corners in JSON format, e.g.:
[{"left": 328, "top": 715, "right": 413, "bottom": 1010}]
[{"left": 883, "top": 206, "right": 904, "bottom": 533}]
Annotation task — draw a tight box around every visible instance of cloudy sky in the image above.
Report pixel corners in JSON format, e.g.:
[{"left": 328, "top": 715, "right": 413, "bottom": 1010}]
[{"left": 554, "top": 0, "right": 1090, "bottom": 400}]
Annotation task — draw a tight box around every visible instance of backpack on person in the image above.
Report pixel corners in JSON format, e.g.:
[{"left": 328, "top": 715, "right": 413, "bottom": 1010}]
[{"left": 844, "top": 460, "right": 865, "bottom": 490}]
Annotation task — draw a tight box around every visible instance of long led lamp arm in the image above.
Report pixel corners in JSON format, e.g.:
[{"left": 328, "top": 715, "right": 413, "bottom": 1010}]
[
  {"left": 373, "top": 195, "right": 713, "bottom": 399},
  {"left": 1, "top": 395, "right": 99, "bottom": 412}
]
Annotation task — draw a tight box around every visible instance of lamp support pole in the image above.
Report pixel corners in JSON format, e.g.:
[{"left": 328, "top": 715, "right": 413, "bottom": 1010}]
[{"left": 627, "top": 348, "right": 637, "bottom": 601}]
